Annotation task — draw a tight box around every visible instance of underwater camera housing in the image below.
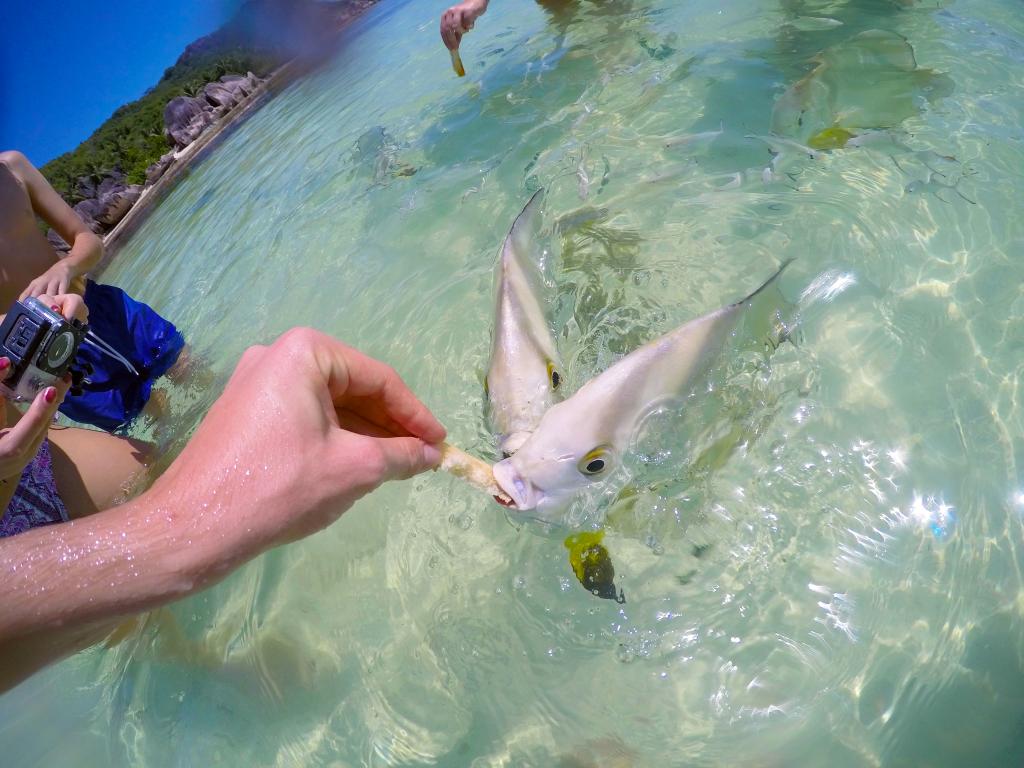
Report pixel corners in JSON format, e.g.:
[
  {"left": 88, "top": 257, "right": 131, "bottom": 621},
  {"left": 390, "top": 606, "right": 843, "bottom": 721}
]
[{"left": 0, "top": 297, "right": 88, "bottom": 401}]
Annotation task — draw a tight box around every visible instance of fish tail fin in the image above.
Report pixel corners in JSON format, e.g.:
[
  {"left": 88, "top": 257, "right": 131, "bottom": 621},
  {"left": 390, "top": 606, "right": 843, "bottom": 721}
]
[
  {"left": 504, "top": 187, "right": 546, "bottom": 263},
  {"left": 732, "top": 259, "right": 799, "bottom": 352},
  {"left": 496, "top": 187, "right": 548, "bottom": 294},
  {"left": 735, "top": 258, "right": 795, "bottom": 307},
  {"left": 514, "top": 187, "right": 545, "bottom": 232}
]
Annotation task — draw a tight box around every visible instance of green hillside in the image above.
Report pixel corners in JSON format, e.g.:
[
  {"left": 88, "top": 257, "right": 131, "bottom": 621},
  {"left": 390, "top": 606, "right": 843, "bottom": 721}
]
[{"left": 41, "top": 49, "right": 278, "bottom": 203}]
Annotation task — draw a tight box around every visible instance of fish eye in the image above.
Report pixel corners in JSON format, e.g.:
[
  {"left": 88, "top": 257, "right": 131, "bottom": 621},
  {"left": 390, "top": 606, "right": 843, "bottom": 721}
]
[
  {"left": 546, "top": 361, "right": 561, "bottom": 390},
  {"left": 578, "top": 446, "right": 610, "bottom": 475}
]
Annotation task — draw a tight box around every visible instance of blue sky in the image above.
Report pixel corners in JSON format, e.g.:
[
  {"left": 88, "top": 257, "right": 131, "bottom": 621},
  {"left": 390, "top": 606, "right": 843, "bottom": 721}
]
[{"left": 0, "top": 1, "right": 236, "bottom": 166}]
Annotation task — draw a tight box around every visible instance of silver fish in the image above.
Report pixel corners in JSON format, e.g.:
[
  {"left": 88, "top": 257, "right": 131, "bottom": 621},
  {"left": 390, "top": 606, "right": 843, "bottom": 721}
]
[
  {"left": 486, "top": 189, "right": 564, "bottom": 457},
  {"left": 664, "top": 121, "right": 724, "bottom": 149},
  {"left": 493, "top": 261, "right": 792, "bottom": 519}
]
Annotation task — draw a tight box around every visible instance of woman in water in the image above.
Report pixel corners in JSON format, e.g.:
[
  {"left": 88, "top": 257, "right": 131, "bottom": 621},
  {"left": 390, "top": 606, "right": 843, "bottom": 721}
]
[
  {"left": 0, "top": 292, "right": 151, "bottom": 538},
  {"left": 0, "top": 150, "right": 188, "bottom": 433}
]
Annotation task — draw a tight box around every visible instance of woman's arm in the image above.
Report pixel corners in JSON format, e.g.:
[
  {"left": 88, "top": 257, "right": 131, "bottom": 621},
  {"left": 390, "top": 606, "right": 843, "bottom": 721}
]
[{"left": 0, "top": 151, "right": 103, "bottom": 297}]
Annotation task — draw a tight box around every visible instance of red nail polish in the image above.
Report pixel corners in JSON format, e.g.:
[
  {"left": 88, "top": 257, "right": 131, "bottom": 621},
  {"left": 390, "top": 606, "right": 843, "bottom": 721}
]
[
  {"left": 50, "top": 305, "right": 60, "bottom": 312},
  {"left": 0, "top": 358, "right": 8, "bottom": 371},
  {"left": 44, "top": 387, "right": 57, "bottom": 403}
]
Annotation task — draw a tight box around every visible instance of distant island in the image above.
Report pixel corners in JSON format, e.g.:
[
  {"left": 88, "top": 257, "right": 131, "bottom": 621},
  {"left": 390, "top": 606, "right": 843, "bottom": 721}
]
[{"left": 41, "top": 0, "right": 380, "bottom": 258}]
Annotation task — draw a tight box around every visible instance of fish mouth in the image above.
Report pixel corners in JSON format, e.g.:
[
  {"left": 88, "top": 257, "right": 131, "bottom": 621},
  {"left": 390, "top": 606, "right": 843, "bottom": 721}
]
[{"left": 492, "top": 459, "right": 538, "bottom": 511}]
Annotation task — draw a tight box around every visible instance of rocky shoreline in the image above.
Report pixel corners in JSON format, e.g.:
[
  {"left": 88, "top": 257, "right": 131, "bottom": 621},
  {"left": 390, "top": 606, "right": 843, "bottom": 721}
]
[
  {"left": 57, "top": 0, "right": 384, "bottom": 273},
  {"left": 51, "top": 71, "right": 269, "bottom": 259},
  {"left": 94, "top": 70, "right": 278, "bottom": 268}
]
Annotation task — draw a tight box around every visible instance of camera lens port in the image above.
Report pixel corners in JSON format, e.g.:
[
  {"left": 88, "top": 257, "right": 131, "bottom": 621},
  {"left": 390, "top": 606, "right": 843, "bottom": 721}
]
[{"left": 45, "top": 331, "right": 76, "bottom": 369}]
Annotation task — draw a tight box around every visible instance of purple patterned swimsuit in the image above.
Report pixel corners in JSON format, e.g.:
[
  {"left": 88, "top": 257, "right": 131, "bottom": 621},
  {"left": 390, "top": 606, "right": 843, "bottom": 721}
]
[{"left": 0, "top": 440, "right": 69, "bottom": 537}]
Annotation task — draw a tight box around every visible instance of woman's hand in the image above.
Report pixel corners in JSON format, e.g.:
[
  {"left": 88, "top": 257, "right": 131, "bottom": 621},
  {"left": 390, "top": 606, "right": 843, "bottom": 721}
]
[
  {"left": 39, "top": 292, "right": 88, "bottom": 324},
  {"left": 19, "top": 261, "right": 82, "bottom": 301},
  {"left": 0, "top": 381, "right": 66, "bottom": 484},
  {"left": 440, "top": 0, "right": 489, "bottom": 51},
  {"left": 0, "top": 293, "right": 85, "bottom": 484}
]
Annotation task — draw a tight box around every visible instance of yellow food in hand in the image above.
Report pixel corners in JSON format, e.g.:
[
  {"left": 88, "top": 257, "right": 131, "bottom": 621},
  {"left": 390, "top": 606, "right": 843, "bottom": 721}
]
[{"left": 450, "top": 48, "right": 466, "bottom": 77}]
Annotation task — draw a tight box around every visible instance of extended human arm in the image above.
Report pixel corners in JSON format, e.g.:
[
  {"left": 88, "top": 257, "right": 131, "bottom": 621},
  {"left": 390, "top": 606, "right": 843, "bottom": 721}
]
[
  {"left": 0, "top": 488, "right": 212, "bottom": 689},
  {"left": 0, "top": 328, "right": 446, "bottom": 690},
  {"left": 0, "top": 151, "right": 103, "bottom": 298}
]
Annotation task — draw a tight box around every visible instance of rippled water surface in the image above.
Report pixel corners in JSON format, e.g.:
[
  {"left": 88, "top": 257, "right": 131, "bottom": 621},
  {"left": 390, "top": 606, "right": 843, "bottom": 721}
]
[{"left": 6, "top": 0, "right": 1024, "bottom": 764}]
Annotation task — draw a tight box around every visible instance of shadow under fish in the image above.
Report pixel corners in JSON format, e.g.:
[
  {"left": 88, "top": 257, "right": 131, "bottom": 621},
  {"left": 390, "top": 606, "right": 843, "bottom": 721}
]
[{"left": 770, "top": 29, "right": 954, "bottom": 150}]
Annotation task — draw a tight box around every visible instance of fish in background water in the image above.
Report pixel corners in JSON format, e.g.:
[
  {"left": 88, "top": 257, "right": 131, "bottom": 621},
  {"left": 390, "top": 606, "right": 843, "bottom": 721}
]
[
  {"left": 492, "top": 260, "right": 794, "bottom": 522},
  {"left": 770, "top": 29, "right": 954, "bottom": 150},
  {"left": 486, "top": 188, "right": 564, "bottom": 457},
  {"left": 351, "top": 126, "right": 418, "bottom": 185}
]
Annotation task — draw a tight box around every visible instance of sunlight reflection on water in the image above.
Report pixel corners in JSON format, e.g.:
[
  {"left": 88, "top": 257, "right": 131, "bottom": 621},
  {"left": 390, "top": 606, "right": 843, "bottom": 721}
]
[{"left": 3, "top": 0, "right": 1024, "bottom": 765}]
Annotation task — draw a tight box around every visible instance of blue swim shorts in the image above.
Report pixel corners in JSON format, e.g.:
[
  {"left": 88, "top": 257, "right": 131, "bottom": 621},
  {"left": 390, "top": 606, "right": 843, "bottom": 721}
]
[{"left": 58, "top": 280, "right": 186, "bottom": 432}]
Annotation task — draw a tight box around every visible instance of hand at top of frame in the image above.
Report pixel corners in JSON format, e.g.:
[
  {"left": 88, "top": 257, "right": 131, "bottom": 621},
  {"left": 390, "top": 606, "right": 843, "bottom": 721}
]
[{"left": 440, "top": 0, "right": 490, "bottom": 51}]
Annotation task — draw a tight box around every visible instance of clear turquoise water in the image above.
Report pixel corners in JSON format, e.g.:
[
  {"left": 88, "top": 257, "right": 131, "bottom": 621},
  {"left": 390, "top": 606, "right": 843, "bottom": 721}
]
[{"left": 5, "top": 0, "right": 1024, "bottom": 764}]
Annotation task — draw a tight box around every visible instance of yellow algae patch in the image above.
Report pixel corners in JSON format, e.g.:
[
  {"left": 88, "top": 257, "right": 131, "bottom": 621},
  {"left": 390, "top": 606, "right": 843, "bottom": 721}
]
[
  {"left": 808, "top": 126, "right": 856, "bottom": 150},
  {"left": 564, "top": 530, "right": 625, "bottom": 602}
]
